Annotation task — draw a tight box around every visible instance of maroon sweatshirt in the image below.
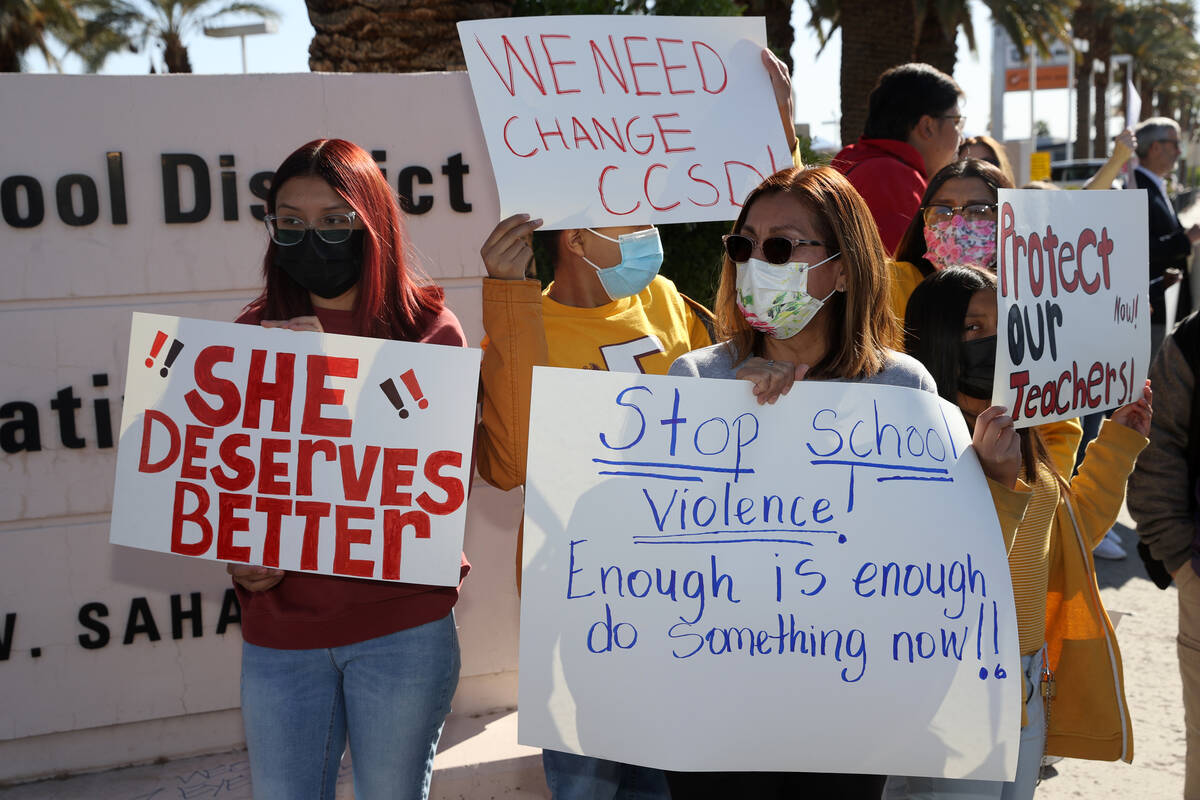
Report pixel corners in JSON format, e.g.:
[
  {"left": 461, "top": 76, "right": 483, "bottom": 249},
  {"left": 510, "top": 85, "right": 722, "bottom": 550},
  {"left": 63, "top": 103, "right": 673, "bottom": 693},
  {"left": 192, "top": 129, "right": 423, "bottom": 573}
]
[{"left": 233, "top": 303, "right": 470, "bottom": 649}]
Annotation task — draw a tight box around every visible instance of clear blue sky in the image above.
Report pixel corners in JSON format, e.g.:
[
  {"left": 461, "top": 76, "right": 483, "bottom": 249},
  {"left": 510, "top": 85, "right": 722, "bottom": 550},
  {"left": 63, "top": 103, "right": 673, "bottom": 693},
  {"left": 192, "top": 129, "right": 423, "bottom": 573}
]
[{"left": 25, "top": 1, "right": 1082, "bottom": 147}]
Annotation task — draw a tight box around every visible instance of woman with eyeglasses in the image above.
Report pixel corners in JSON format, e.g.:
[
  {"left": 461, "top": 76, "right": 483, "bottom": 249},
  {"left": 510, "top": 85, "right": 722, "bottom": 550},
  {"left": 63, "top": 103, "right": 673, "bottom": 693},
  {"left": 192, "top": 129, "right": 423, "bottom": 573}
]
[
  {"left": 228, "top": 139, "right": 467, "bottom": 800},
  {"left": 884, "top": 266, "right": 1147, "bottom": 800},
  {"left": 887, "top": 158, "right": 1012, "bottom": 340},
  {"left": 958, "top": 135, "right": 1017, "bottom": 187},
  {"left": 665, "top": 166, "right": 935, "bottom": 800}
]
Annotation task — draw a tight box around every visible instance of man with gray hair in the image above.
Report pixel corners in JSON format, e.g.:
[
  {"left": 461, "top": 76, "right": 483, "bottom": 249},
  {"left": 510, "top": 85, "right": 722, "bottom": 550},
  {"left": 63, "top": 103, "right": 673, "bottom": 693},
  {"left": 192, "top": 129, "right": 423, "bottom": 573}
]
[{"left": 1133, "top": 116, "right": 1200, "bottom": 354}]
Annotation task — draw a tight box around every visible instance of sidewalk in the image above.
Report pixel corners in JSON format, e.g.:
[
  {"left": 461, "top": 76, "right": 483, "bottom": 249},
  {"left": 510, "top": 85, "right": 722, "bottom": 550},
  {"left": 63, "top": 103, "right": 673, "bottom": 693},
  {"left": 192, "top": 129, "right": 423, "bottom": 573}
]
[{"left": 0, "top": 709, "right": 550, "bottom": 800}]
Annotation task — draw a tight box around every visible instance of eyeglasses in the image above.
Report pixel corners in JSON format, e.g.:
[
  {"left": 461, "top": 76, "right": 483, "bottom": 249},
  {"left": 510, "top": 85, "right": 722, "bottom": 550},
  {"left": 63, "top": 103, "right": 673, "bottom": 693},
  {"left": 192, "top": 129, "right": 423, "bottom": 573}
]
[
  {"left": 264, "top": 211, "right": 358, "bottom": 245},
  {"left": 923, "top": 203, "right": 997, "bottom": 225},
  {"left": 722, "top": 234, "right": 825, "bottom": 265},
  {"left": 939, "top": 114, "right": 967, "bottom": 133}
]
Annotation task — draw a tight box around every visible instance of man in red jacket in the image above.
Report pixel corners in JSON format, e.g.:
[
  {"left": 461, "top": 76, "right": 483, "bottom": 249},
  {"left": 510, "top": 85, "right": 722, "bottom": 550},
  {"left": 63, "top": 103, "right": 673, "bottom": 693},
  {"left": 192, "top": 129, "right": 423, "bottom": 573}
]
[{"left": 834, "top": 63, "right": 964, "bottom": 254}]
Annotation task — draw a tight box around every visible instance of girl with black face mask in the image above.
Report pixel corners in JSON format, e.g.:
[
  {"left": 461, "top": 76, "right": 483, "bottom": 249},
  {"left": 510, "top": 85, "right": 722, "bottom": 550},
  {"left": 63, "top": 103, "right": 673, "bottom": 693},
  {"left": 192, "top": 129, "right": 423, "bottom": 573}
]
[
  {"left": 886, "top": 266, "right": 1151, "bottom": 800},
  {"left": 229, "top": 139, "right": 468, "bottom": 800}
]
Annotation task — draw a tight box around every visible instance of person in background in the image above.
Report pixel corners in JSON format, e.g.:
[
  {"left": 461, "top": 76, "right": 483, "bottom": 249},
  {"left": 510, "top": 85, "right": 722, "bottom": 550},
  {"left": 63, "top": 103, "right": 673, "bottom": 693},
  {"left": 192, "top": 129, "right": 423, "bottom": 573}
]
[
  {"left": 1128, "top": 309, "right": 1200, "bottom": 800},
  {"left": 666, "top": 165, "right": 934, "bottom": 800},
  {"left": 228, "top": 139, "right": 468, "bottom": 800},
  {"left": 888, "top": 158, "right": 1011, "bottom": 335},
  {"left": 888, "top": 266, "right": 1148, "bottom": 800},
  {"left": 1132, "top": 116, "right": 1200, "bottom": 355},
  {"left": 474, "top": 47, "right": 802, "bottom": 800},
  {"left": 833, "top": 62, "right": 964, "bottom": 254},
  {"left": 960, "top": 134, "right": 1016, "bottom": 187}
]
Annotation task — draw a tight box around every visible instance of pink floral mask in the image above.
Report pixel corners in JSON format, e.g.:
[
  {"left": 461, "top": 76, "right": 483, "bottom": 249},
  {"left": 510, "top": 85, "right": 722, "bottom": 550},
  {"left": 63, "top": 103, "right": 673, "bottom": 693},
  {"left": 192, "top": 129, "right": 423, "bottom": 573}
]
[{"left": 923, "top": 217, "right": 997, "bottom": 271}]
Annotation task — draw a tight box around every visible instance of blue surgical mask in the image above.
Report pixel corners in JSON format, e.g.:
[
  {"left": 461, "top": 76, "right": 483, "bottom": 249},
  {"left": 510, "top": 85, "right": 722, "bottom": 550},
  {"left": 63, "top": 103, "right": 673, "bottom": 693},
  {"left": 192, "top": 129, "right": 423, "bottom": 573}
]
[{"left": 581, "top": 227, "right": 664, "bottom": 300}]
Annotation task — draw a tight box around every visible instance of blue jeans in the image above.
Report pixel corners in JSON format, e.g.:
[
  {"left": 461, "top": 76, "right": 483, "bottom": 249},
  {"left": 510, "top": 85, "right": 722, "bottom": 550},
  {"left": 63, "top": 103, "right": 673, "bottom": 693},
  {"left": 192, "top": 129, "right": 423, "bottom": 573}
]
[
  {"left": 542, "top": 749, "right": 671, "bottom": 800},
  {"left": 241, "top": 613, "right": 460, "bottom": 800}
]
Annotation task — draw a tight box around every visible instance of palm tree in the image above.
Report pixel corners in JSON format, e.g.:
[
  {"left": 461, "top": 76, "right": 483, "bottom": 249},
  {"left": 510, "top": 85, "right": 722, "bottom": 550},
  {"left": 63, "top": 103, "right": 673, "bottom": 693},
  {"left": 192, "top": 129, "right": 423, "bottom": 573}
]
[
  {"left": 306, "top": 0, "right": 515, "bottom": 73},
  {"left": 1112, "top": 0, "right": 1200, "bottom": 125},
  {"left": 806, "top": 0, "right": 1072, "bottom": 145},
  {"left": 0, "top": 0, "right": 80, "bottom": 71},
  {"left": 70, "top": 0, "right": 278, "bottom": 73}
]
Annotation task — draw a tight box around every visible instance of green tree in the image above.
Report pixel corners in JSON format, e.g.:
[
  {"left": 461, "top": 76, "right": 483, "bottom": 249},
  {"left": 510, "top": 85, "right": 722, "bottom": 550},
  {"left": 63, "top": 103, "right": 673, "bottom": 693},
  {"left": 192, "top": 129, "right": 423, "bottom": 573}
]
[
  {"left": 70, "top": 0, "right": 278, "bottom": 73},
  {"left": 0, "top": 0, "right": 80, "bottom": 71},
  {"left": 805, "top": 0, "right": 1072, "bottom": 145}
]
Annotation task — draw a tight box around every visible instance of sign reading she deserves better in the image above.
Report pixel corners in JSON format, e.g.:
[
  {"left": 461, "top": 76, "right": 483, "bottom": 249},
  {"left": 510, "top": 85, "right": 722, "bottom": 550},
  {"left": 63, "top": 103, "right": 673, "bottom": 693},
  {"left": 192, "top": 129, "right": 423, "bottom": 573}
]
[
  {"left": 457, "top": 16, "right": 790, "bottom": 228},
  {"left": 520, "top": 368, "right": 1022, "bottom": 779},
  {"left": 110, "top": 313, "right": 480, "bottom": 586},
  {"left": 994, "top": 189, "right": 1149, "bottom": 426}
]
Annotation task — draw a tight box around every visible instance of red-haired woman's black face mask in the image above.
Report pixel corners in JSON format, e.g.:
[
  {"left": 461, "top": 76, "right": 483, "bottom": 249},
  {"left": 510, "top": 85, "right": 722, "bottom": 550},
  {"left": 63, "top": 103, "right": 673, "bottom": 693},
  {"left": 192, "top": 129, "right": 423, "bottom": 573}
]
[{"left": 273, "top": 229, "right": 365, "bottom": 299}]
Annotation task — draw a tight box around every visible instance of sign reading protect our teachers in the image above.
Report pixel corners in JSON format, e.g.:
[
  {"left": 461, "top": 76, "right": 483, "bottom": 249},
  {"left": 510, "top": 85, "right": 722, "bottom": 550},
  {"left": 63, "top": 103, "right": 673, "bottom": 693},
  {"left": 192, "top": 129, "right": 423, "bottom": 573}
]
[
  {"left": 520, "top": 368, "right": 1022, "bottom": 779},
  {"left": 110, "top": 313, "right": 480, "bottom": 586},
  {"left": 457, "top": 15, "right": 791, "bottom": 229},
  {"left": 994, "top": 189, "right": 1150, "bottom": 427}
]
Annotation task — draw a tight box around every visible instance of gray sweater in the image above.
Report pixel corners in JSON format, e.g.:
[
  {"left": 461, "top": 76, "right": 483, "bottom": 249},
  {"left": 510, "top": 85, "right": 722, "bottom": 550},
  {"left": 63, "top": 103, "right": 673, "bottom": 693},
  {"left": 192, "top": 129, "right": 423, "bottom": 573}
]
[
  {"left": 668, "top": 340, "right": 938, "bottom": 394},
  {"left": 1128, "top": 333, "right": 1195, "bottom": 573}
]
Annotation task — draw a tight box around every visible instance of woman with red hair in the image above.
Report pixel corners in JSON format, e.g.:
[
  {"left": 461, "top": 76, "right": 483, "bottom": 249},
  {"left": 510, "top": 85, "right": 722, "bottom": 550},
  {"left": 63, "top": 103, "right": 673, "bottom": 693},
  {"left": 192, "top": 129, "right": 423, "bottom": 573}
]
[{"left": 229, "top": 139, "right": 468, "bottom": 800}]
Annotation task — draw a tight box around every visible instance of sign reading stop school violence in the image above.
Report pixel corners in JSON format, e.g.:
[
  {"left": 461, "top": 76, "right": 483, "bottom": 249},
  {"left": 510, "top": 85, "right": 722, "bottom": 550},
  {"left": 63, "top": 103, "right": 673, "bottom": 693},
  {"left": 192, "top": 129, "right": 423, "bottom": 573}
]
[
  {"left": 520, "top": 368, "right": 1022, "bottom": 779},
  {"left": 457, "top": 16, "right": 790, "bottom": 228},
  {"left": 994, "top": 189, "right": 1150, "bottom": 427},
  {"left": 110, "top": 313, "right": 480, "bottom": 586}
]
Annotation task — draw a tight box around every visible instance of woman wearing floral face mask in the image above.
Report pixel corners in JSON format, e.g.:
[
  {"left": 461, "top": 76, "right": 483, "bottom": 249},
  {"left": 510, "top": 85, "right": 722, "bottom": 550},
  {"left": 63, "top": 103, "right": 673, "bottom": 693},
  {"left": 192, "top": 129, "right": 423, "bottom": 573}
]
[{"left": 888, "top": 158, "right": 1012, "bottom": 341}]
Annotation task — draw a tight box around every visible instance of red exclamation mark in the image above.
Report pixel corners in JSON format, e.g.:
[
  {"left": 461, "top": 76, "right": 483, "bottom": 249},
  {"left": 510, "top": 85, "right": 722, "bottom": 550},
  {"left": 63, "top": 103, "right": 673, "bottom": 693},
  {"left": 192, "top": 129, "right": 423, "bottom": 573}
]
[
  {"left": 399, "top": 369, "right": 429, "bottom": 409},
  {"left": 379, "top": 378, "right": 408, "bottom": 418},
  {"left": 159, "top": 339, "right": 185, "bottom": 378},
  {"left": 145, "top": 330, "right": 168, "bottom": 369}
]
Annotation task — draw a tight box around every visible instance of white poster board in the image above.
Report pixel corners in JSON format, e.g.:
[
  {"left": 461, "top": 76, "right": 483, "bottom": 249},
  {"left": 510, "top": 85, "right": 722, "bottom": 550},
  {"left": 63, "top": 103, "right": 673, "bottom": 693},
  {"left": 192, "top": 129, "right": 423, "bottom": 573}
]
[
  {"left": 111, "top": 313, "right": 480, "bottom": 586},
  {"left": 458, "top": 16, "right": 790, "bottom": 228},
  {"left": 994, "top": 189, "right": 1150, "bottom": 427},
  {"left": 521, "top": 368, "right": 1022, "bottom": 779}
]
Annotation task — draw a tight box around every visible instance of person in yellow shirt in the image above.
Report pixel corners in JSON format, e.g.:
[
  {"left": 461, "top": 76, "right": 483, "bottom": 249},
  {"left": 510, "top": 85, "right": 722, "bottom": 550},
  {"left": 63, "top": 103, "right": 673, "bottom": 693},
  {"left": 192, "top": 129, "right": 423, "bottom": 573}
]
[{"left": 887, "top": 266, "right": 1149, "bottom": 800}]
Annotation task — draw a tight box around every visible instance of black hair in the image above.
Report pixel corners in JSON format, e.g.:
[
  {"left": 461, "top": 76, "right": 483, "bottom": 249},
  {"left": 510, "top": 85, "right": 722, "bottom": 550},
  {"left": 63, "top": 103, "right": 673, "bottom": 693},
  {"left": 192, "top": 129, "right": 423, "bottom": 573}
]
[
  {"left": 904, "top": 266, "right": 1043, "bottom": 480},
  {"left": 893, "top": 158, "right": 1012, "bottom": 270},
  {"left": 862, "top": 63, "right": 963, "bottom": 142}
]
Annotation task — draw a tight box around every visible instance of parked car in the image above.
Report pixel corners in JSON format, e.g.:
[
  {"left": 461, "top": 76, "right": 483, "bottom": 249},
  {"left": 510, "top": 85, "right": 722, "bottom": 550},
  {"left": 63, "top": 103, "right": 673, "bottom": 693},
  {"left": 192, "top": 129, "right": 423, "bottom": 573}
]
[{"left": 1050, "top": 159, "right": 1120, "bottom": 189}]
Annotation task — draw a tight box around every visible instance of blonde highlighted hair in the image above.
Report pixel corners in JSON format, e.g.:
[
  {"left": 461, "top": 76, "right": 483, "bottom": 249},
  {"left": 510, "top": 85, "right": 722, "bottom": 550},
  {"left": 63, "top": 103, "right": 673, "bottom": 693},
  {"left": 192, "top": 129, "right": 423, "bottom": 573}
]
[{"left": 715, "top": 166, "right": 897, "bottom": 379}]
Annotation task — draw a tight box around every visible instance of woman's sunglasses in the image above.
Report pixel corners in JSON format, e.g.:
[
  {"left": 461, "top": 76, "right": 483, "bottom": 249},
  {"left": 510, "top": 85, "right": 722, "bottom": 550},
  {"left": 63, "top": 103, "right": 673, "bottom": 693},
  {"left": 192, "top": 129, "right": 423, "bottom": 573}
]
[{"left": 722, "top": 234, "right": 826, "bottom": 265}]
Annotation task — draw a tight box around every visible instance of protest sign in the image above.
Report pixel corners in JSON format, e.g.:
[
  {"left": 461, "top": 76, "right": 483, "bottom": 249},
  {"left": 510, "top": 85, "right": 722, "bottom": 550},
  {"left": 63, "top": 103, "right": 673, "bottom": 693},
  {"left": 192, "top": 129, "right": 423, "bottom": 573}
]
[
  {"left": 457, "top": 16, "right": 790, "bottom": 228},
  {"left": 520, "top": 368, "right": 1022, "bottom": 779},
  {"left": 111, "top": 313, "right": 480, "bottom": 586},
  {"left": 994, "top": 189, "right": 1149, "bottom": 427}
]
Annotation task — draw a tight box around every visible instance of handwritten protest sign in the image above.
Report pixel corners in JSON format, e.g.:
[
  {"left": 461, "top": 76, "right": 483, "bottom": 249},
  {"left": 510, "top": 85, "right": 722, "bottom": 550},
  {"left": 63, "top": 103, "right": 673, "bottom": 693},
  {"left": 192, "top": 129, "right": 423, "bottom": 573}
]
[
  {"left": 520, "top": 368, "right": 1022, "bottom": 779},
  {"left": 457, "top": 16, "right": 790, "bottom": 228},
  {"left": 994, "top": 189, "right": 1149, "bottom": 427},
  {"left": 110, "top": 313, "right": 480, "bottom": 586}
]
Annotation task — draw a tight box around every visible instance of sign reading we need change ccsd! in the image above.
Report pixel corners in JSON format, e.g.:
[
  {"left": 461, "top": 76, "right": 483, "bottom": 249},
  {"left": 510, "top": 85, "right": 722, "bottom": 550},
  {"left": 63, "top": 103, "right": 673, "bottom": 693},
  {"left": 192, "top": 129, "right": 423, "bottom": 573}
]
[
  {"left": 111, "top": 313, "right": 480, "bottom": 586},
  {"left": 457, "top": 15, "right": 791, "bottom": 228},
  {"left": 993, "top": 189, "right": 1150, "bottom": 427},
  {"left": 520, "top": 368, "right": 1023, "bottom": 780}
]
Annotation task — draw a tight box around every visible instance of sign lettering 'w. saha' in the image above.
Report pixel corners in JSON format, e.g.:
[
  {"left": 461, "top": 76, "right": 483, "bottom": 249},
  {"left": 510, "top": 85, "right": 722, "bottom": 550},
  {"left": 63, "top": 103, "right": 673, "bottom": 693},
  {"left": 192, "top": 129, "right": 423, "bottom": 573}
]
[
  {"left": 110, "top": 313, "right": 480, "bottom": 586},
  {"left": 457, "top": 16, "right": 790, "bottom": 228}
]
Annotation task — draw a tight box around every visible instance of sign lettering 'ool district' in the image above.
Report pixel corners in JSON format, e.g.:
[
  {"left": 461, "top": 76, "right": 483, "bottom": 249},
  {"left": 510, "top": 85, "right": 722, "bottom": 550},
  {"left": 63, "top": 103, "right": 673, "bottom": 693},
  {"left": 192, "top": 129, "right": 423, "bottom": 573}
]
[
  {"left": 110, "top": 313, "right": 480, "bottom": 586},
  {"left": 520, "top": 367, "right": 1022, "bottom": 779},
  {"left": 993, "top": 189, "right": 1150, "bottom": 427},
  {"left": 457, "top": 15, "right": 790, "bottom": 228}
]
